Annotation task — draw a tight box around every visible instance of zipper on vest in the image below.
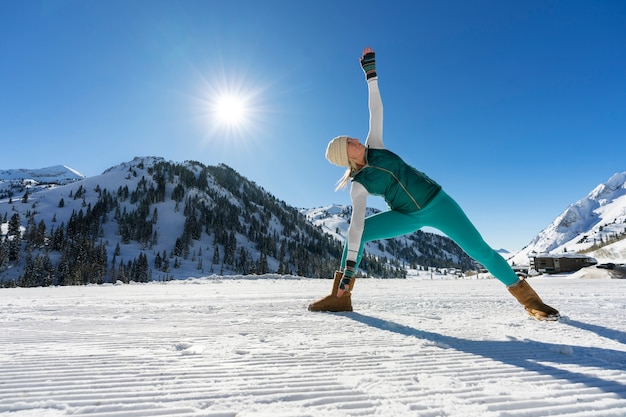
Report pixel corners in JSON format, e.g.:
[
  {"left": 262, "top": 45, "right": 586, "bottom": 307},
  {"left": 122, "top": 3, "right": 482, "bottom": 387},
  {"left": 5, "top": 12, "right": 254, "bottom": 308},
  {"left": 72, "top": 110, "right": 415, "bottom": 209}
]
[{"left": 370, "top": 165, "right": 422, "bottom": 210}]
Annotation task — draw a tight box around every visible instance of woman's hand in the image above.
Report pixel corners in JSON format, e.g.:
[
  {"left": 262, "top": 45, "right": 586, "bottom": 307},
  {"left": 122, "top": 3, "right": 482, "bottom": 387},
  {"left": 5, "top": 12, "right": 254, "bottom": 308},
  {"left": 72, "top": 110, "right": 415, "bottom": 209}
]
[
  {"left": 362, "top": 46, "right": 374, "bottom": 56},
  {"left": 337, "top": 260, "right": 356, "bottom": 297},
  {"left": 360, "top": 47, "right": 377, "bottom": 80}
]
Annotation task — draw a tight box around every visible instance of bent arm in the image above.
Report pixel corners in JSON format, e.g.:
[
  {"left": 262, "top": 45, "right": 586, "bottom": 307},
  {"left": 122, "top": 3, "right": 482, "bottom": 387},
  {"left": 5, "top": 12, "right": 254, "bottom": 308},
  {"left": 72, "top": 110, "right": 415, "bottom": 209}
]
[{"left": 365, "top": 78, "right": 384, "bottom": 149}]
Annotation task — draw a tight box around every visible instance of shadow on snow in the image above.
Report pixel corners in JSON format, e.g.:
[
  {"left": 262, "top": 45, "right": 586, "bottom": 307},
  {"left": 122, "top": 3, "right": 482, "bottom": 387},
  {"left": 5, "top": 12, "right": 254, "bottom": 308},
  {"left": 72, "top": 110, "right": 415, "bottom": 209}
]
[
  {"left": 561, "top": 317, "right": 626, "bottom": 345},
  {"left": 346, "top": 312, "right": 626, "bottom": 399}
]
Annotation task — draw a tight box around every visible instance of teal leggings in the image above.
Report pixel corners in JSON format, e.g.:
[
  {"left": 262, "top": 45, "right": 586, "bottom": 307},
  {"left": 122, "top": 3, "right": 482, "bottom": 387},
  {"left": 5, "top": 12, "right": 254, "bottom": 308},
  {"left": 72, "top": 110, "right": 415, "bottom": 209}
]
[{"left": 341, "top": 190, "right": 520, "bottom": 287}]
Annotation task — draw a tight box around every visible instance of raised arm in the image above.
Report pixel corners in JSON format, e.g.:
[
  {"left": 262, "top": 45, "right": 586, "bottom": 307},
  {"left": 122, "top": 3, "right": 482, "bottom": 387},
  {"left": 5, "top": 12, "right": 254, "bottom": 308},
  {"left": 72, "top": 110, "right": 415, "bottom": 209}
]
[{"left": 361, "top": 47, "right": 384, "bottom": 149}]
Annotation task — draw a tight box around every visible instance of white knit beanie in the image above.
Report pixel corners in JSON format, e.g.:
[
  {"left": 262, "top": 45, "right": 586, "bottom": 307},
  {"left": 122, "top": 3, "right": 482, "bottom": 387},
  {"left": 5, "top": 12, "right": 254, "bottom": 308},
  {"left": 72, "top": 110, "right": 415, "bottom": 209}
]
[{"left": 325, "top": 136, "right": 350, "bottom": 167}]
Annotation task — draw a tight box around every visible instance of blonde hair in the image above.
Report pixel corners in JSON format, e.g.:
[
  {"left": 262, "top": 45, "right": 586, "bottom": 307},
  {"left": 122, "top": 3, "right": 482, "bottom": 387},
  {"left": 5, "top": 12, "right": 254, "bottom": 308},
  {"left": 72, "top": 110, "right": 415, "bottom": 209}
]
[{"left": 335, "top": 159, "right": 360, "bottom": 191}]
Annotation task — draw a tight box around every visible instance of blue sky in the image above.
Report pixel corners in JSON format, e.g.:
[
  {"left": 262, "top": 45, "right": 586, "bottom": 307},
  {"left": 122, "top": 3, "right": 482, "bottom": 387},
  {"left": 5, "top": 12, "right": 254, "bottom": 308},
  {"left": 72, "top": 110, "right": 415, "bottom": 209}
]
[{"left": 2, "top": 0, "right": 625, "bottom": 252}]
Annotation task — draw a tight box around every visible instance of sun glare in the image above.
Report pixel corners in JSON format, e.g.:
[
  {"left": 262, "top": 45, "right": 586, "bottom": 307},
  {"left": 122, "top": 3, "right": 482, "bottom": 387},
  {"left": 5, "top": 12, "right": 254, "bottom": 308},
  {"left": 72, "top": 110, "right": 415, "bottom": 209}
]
[
  {"left": 192, "top": 61, "right": 270, "bottom": 146},
  {"left": 215, "top": 94, "right": 247, "bottom": 125},
  {"left": 204, "top": 82, "right": 263, "bottom": 141}
]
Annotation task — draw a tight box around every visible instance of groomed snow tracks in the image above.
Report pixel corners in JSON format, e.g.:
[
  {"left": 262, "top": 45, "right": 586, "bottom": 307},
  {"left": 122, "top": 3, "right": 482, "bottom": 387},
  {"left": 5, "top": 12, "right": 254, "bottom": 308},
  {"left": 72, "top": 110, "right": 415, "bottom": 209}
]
[{"left": 1, "top": 278, "right": 625, "bottom": 416}]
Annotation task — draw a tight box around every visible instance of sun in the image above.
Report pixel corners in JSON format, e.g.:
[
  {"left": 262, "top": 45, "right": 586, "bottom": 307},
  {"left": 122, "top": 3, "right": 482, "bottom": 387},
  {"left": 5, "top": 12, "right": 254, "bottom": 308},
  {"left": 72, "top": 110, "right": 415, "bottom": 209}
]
[
  {"left": 191, "top": 63, "right": 269, "bottom": 144},
  {"left": 214, "top": 94, "right": 247, "bottom": 125}
]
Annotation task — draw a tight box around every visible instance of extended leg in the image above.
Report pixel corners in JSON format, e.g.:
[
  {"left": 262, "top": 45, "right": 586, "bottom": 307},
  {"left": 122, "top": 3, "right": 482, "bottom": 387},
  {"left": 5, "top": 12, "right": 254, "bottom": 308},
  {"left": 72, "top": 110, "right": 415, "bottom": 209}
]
[
  {"left": 423, "top": 191, "right": 559, "bottom": 320},
  {"left": 421, "top": 192, "right": 520, "bottom": 286},
  {"left": 341, "top": 209, "right": 424, "bottom": 270}
]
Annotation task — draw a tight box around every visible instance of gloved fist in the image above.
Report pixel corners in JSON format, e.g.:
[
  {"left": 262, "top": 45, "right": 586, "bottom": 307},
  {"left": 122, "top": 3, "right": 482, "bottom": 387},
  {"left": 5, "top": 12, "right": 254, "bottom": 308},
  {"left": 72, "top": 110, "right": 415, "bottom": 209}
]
[
  {"left": 337, "top": 260, "right": 356, "bottom": 297},
  {"left": 360, "top": 47, "right": 377, "bottom": 80}
]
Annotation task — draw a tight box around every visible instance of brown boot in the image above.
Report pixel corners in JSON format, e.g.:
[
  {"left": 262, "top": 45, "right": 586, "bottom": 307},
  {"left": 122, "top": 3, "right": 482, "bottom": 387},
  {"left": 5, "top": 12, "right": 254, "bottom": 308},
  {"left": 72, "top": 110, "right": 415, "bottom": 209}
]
[
  {"left": 508, "top": 279, "right": 560, "bottom": 321},
  {"left": 308, "top": 271, "right": 355, "bottom": 312}
]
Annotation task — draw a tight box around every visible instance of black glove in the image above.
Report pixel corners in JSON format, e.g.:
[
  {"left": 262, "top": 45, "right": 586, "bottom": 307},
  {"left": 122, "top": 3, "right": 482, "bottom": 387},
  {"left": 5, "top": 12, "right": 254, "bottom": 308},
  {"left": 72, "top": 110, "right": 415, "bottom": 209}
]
[
  {"left": 337, "top": 260, "right": 356, "bottom": 296},
  {"left": 360, "top": 50, "right": 377, "bottom": 80}
]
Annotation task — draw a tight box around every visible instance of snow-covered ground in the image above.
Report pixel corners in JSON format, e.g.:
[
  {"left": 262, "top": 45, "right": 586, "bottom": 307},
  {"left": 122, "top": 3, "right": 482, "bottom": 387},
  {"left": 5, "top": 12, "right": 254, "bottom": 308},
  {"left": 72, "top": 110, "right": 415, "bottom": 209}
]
[{"left": 1, "top": 272, "right": 625, "bottom": 417}]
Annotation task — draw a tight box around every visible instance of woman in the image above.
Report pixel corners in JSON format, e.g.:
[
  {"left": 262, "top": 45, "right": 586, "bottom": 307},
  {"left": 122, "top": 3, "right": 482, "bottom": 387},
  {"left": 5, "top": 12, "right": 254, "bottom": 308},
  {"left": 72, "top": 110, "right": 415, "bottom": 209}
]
[{"left": 308, "top": 47, "right": 560, "bottom": 321}]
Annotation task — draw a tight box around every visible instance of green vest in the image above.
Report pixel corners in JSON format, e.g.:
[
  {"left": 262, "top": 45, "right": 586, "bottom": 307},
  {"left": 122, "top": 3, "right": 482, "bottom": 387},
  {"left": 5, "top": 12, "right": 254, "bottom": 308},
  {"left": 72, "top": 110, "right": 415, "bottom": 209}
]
[{"left": 352, "top": 148, "right": 442, "bottom": 213}]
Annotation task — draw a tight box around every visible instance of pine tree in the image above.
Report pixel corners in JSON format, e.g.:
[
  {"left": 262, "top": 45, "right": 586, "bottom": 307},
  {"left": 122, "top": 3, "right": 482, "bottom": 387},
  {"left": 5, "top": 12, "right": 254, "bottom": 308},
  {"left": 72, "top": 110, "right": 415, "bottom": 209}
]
[
  {"left": 7, "top": 213, "right": 21, "bottom": 262},
  {"left": 213, "top": 245, "right": 220, "bottom": 264}
]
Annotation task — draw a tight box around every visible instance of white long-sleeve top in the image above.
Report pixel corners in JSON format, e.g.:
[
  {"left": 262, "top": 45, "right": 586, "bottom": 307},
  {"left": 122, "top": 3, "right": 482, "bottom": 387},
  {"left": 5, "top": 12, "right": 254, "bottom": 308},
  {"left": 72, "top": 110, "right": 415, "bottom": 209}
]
[{"left": 345, "top": 77, "right": 383, "bottom": 264}]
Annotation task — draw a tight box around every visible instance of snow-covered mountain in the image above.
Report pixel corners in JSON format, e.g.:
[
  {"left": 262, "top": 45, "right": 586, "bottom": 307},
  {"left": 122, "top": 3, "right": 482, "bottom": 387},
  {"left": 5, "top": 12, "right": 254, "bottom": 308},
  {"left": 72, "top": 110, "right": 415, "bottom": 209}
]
[
  {"left": 1, "top": 156, "right": 350, "bottom": 284},
  {"left": 0, "top": 165, "right": 85, "bottom": 199},
  {"left": 0, "top": 165, "right": 85, "bottom": 183},
  {"left": 1, "top": 156, "right": 475, "bottom": 286},
  {"left": 4, "top": 159, "right": 625, "bottom": 285},
  {"left": 510, "top": 172, "right": 626, "bottom": 265}
]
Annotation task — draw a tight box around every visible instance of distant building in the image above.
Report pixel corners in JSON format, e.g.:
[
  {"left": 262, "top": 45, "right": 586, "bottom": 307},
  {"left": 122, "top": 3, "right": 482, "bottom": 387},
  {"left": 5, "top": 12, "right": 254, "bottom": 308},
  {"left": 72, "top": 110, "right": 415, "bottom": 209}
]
[{"left": 531, "top": 253, "right": 597, "bottom": 274}]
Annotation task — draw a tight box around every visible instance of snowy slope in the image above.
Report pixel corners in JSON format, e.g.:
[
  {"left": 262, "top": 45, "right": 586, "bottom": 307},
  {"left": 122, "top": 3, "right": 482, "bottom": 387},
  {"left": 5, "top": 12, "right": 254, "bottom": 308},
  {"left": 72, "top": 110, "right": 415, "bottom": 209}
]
[
  {"left": 586, "top": 237, "right": 626, "bottom": 264},
  {"left": 510, "top": 172, "right": 626, "bottom": 265},
  {"left": 1, "top": 273, "right": 625, "bottom": 416},
  {"left": 2, "top": 156, "right": 348, "bottom": 282},
  {"left": 4, "top": 159, "right": 626, "bottom": 279},
  {"left": 0, "top": 157, "right": 478, "bottom": 284},
  {"left": 0, "top": 165, "right": 86, "bottom": 199},
  {"left": 0, "top": 165, "right": 85, "bottom": 183}
]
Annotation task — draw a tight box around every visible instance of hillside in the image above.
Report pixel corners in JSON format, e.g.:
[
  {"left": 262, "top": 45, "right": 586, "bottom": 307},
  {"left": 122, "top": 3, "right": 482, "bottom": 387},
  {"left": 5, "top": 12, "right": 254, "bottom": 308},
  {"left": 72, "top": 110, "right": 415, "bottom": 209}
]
[
  {"left": 0, "top": 157, "right": 346, "bottom": 285},
  {"left": 510, "top": 172, "right": 626, "bottom": 266},
  {"left": 0, "top": 165, "right": 85, "bottom": 200},
  {"left": 0, "top": 157, "right": 473, "bottom": 287},
  {"left": 7, "top": 158, "right": 624, "bottom": 287}
]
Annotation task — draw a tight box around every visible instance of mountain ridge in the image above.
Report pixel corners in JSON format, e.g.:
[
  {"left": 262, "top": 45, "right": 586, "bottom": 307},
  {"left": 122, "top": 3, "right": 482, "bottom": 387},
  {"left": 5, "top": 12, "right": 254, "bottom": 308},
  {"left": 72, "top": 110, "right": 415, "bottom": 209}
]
[
  {"left": 0, "top": 165, "right": 85, "bottom": 182},
  {"left": 3, "top": 157, "right": 625, "bottom": 286},
  {"left": 1, "top": 157, "right": 473, "bottom": 286},
  {"left": 0, "top": 165, "right": 85, "bottom": 200},
  {"left": 510, "top": 171, "right": 626, "bottom": 265}
]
